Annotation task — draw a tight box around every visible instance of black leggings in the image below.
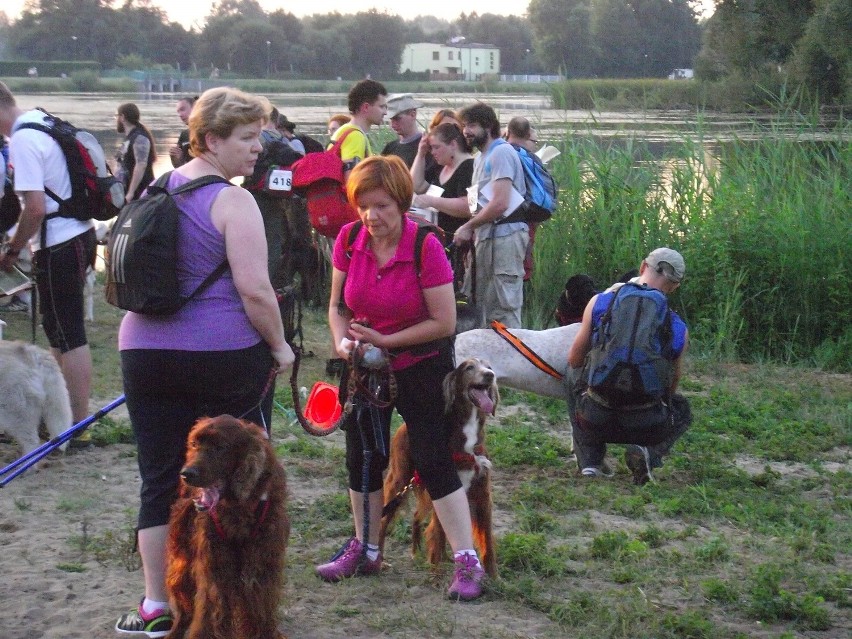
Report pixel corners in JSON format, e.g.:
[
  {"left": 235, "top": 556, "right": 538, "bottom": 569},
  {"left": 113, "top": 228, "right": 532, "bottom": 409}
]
[
  {"left": 341, "top": 347, "right": 462, "bottom": 501},
  {"left": 121, "top": 342, "right": 275, "bottom": 529}
]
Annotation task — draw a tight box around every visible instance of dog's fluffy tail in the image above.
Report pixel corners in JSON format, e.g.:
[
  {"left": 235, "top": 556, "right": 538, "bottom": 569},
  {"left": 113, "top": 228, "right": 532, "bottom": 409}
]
[{"left": 38, "top": 353, "right": 73, "bottom": 451}]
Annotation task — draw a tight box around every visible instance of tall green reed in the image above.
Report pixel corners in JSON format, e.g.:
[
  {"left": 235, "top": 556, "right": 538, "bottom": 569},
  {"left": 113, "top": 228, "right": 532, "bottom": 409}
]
[{"left": 526, "top": 114, "right": 850, "bottom": 371}]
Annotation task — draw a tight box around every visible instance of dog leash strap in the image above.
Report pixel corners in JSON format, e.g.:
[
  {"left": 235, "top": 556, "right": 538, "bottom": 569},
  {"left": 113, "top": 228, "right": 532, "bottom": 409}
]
[
  {"left": 489, "top": 320, "right": 564, "bottom": 380},
  {"left": 237, "top": 366, "right": 279, "bottom": 432}
]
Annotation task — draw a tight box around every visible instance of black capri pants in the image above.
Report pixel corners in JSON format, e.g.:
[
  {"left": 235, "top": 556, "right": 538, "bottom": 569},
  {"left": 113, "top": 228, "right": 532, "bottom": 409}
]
[
  {"left": 121, "top": 342, "right": 275, "bottom": 530},
  {"left": 341, "top": 346, "right": 462, "bottom": 501}
]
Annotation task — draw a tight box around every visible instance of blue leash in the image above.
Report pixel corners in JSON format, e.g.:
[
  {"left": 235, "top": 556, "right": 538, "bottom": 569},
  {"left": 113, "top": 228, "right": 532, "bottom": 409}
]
[{"left": 1, "top": 395, "right": 126, "bottom": 487}]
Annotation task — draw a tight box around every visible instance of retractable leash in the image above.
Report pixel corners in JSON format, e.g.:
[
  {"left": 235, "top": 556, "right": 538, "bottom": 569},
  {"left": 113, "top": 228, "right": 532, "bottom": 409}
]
[
  {"left": 351, "top": 344, "right": 391, "bottom": 570},
  {"left": 0, "top": 394, "right": 126, "bottom": 487}
]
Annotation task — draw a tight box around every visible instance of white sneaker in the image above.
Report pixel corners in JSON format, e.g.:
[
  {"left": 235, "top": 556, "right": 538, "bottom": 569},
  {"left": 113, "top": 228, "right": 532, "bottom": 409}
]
[{"left": 581, "top": 465, "right": 613, "bottom": 478}]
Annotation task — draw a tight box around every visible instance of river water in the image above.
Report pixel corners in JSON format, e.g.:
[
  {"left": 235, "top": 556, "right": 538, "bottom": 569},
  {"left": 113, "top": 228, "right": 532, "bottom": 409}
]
[{"left": 12, "top": 91, "right": 776, "bottom": 178}]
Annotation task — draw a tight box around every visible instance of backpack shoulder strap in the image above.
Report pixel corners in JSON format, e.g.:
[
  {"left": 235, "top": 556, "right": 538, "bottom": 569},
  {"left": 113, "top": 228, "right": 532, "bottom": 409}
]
[
  {"left": 330, "top": 126, "right": 359, "bottom": 156},
  {"left": 344, "top": 220, "right": 364, "bottom": 259},
  {"left": 412, "top": 224, "right": 435, "bottom": 279},
  {"left": 167, "top": 173, "right": 231, "bottom": 196},
  {"left": 14, "top": 120, "right": 73, "bottom": 210},
  {"left": 336, "top": 220, "right": 363, "bottom": 317}
]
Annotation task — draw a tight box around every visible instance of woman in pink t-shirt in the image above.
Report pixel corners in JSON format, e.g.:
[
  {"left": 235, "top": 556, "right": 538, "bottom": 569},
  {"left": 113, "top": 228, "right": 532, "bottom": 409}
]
[{"left": 315, "top": 156, "right": 486, "bottom": 600}]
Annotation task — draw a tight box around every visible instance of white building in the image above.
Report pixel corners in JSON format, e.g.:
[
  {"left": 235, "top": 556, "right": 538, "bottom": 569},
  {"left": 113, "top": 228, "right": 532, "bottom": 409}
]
[
  {"left": 400, "top": 42, "right": 500, "bottom": 81},
  {"left": 668, "top": 68, "right": 694, "bottom": 80}
]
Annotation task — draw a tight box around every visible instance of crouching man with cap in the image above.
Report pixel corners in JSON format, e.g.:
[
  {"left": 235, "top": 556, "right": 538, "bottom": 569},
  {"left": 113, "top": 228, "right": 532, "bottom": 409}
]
[{"left": 565, "top": 248, "right": 693, "bottom": 484}]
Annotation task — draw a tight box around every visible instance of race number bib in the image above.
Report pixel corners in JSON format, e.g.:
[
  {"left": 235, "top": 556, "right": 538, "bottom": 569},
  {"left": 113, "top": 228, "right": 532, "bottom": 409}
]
[
  {"left": 467, "top": 184, "right": 479, "bottom": 215},
  {"left": 267, "top": 168, "right": 293, "bottom": 193}
]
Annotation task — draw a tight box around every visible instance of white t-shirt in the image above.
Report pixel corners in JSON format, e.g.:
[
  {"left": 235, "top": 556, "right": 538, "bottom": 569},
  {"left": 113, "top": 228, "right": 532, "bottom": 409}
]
[{"left": 10, "top": 110, "right": 93, "bottom": 248}]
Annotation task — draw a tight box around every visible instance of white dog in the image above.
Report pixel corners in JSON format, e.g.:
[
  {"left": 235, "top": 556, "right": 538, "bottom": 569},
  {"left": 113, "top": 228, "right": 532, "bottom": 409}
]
[
  {"left": 454, "top": 324, "right": 581, "bottom": 399},
  {"left": 0, "top": 341, "right": 73, "bottom": 457}
]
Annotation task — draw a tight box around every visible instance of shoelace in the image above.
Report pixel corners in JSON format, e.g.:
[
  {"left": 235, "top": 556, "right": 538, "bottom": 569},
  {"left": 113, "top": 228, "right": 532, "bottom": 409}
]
[{"left": 455, "top": 555, "right": 479, "bottom": 579}]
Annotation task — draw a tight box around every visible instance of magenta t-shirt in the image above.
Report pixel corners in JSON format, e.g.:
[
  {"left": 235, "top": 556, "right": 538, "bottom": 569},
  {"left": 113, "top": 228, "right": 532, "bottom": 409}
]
[{"left": 332, "top": 217, "right": 454, "bottom": 370}]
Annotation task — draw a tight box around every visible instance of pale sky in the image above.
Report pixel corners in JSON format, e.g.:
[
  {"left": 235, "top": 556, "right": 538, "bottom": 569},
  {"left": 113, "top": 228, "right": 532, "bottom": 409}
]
[{"left": 4, "top": 1, "right": 716, "bottom": 30}]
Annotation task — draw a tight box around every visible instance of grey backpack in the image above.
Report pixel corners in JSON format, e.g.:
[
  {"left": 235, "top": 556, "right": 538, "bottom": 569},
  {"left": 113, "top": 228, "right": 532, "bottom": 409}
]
[{"left": 584, "top": 282, "right": 675, "bottom": 405}]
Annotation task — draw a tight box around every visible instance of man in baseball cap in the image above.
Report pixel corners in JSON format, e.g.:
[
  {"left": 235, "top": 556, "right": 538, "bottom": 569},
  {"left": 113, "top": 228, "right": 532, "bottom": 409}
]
[
  {"left": 644, "top": 247, "right": 685, "bottom": 283},
  {"left": 381, "top": 93, "right": 423, "bottom": 168},
  {"left": 566, "top": 246, "right": 691, "bottom": 485}
]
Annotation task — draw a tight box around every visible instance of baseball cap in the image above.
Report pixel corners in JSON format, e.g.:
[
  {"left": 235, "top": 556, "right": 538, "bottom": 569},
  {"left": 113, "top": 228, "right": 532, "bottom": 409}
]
[
  {"left": 645, "top": 247, "right": 685, "bottom": 283},
  {"left": 386, "top": 94, "right": 423, "bottom": 119}
]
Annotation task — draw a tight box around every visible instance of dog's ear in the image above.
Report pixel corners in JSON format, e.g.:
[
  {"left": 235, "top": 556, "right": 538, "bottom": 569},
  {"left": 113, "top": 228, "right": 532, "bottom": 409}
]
[
  {"left": 489, "top": 379, "right": 500, "bottom": 416},
  {"left": 442, "top": 367, "right": 456, "bottom": 415},
  {"left": 231, "top": 435, "right": 267, "bottom": 502}
]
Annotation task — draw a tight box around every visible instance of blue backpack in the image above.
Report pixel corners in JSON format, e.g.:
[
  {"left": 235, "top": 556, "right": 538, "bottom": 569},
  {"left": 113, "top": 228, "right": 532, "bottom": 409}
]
[
  {"left": 584, "top": 283, "right": 675, "bottom": 405},
  {"left": 497, "top": 143, "right": 558, "bottom": 224}
]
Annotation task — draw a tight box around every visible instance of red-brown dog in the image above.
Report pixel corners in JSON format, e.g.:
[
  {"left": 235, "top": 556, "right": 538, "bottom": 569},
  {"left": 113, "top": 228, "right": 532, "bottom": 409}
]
[
  {"left": 380, "top": 358, "right": 499, "bottom": 576},
  {"left": 166, "top": 415, "right": 289, "bottom": 639}
]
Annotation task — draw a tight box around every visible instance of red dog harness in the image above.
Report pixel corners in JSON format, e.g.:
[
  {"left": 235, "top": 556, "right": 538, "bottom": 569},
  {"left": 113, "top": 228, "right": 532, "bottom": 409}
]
[{"left": 208, "top": 498, "right": 271, "bottom": 541}]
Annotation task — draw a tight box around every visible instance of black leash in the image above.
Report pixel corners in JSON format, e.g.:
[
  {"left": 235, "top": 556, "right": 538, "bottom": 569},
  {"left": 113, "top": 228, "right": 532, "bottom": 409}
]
[{"left": 237, "top": 365, "right": 279, "bottom": 434}]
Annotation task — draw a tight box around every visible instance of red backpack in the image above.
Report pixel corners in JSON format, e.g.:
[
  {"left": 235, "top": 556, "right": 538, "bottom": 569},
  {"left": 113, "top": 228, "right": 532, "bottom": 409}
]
[{"left": 290, "top": 127, "right": 360, "bottom": 238}]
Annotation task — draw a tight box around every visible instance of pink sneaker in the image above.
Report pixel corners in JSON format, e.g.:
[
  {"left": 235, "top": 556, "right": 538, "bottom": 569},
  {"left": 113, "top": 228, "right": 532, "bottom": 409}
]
[
  {"left": 447, "top": 553, "right": 486, "bottom": 601},
  {"left": 316, "top": 537, "right": 382, "bottom": 582}
]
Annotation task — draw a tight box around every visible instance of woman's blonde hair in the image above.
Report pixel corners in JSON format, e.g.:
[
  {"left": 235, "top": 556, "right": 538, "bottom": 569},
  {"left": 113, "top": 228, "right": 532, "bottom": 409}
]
[
  {"left": 189, "top": 87, "right": 270, "bottom": 157},
  {"left": 347, "top": 156, "right": 413, "bottom": 213}
]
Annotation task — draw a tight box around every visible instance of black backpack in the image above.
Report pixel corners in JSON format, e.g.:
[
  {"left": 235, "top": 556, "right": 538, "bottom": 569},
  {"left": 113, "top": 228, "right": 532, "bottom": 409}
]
[
  {"left": 584, "top": 282, "right": 675, "bottom": 405},
  {"left": 16, "top": 108, "right": 124, "bottom": 222},
  {"left": 242, "top": 133, "right": 303, "bottom": 198},
  {"left": 104, "top": 172, "right": 230, "bottom": 315}
]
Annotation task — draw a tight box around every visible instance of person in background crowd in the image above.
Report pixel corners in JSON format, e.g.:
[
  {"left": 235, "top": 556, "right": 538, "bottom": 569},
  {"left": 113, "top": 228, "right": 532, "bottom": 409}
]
[
  {"left": 0, "top": 81, "right": 96, "bottom": 445},
  {"left": 506, "top": 116, "right": 538, "bottom": 153},
  {"left": 254, "top": 105, "right": 297, "bottom": 280},
  {"left": 429, "top": 108, "right": 460, "bottom": 131},
  {"left": 505, "top": 116, "right": 540, "bottom": 281},
  {"left": 325, "top": 79, "right": 388, "bottom": 378},
  {"left": 327, "top": 113, "right": 351, "bottom": 137},
  {"left": 410, "top": 122, "right": 473, "bottom": 288},
  {"left": 276, "top": 113, "right": 307, "bottom": 155},
  {"left": 455, "top": 102, "right": 528, "bottom": 328},
  {"left": 115, "top": 102, "right": 156, "bottom": 202},
  {"left": 317, "top": 155, "right": 486, "bottom": 601},
  {"left": 422, "top": 108, "right": 460, "bottom": 184},
  {"left": 114, "top": 87, "right": 294, "bottom": 638},
  {"left": 381, "top": 93, "right": 423, "bottom": 168},
  {"left": 169, "top": 95, "right": 196, "bottom": 168}
]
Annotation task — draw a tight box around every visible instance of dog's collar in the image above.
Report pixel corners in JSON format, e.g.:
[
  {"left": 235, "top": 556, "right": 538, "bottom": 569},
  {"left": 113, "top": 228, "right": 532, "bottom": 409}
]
[
  {"left": 452, "top": 445, "right": 487, "bottom": 473},
  {"left": 208, "top": 496, "right": 271, "bottom": 541}
]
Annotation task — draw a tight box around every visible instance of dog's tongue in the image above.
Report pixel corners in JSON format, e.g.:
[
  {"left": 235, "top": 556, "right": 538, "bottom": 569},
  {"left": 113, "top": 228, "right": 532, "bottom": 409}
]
[
  {"left": 469, "top": 388, "right": 495, "bottom": 415},
  {"left": 195, "top": 487, "right": 220, "bottom": 512}
]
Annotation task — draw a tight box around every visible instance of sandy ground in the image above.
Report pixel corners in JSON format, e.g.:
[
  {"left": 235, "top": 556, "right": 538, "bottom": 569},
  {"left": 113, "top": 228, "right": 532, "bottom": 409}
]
[{"left": 0, "top": 431, "right": 566, "bottom": 639}]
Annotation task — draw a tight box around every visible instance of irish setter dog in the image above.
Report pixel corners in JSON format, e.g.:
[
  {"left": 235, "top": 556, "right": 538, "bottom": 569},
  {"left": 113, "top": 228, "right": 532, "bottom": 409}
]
[
  {"left": 166, "top": 415, "right": 289, "bottom": 639},
  {"left": 379, "top": 358, "right": 499, "bottom": 577}
]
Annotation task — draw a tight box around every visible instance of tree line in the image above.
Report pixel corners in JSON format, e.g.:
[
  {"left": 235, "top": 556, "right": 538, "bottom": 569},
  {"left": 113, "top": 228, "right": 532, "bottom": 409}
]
[
  {"left": 0, "top": 0, "right": 700, "bottom": 80},
  {"left": 0, "top": 0, "right": 848, "bottom": 103},
  {"left": 694, "top": 0, "right": 850, "bottom": 105}
]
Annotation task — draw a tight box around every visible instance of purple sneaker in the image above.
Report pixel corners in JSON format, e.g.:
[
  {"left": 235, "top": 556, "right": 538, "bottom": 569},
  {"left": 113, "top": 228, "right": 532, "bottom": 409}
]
[
  {"left": 316, "top": 537, "right": 382, "bottom": 582},
  {"left": 447, "top": 553, "right": 486, "bottom": 601}
]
